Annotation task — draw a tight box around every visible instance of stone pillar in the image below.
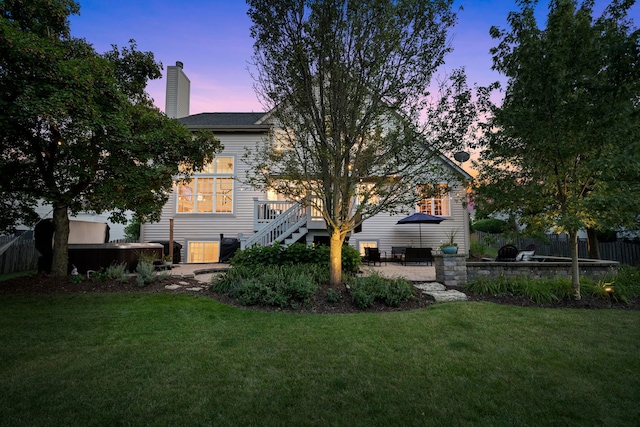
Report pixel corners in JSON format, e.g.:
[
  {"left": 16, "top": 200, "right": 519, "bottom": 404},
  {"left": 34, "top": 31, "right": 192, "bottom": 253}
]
[{"left": 434, "top": 254, "right": 467, "bottom": 287}]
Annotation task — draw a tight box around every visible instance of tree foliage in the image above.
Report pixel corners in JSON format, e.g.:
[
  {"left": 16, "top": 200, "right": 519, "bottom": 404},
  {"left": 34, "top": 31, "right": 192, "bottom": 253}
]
[
  {"left": 246, "top": 0, "right": 473, "bottom": 285},
  {"left": 473, "top": 0, "right": 640, "bottom": 298},
  {"left": 0, "top": 0, "right": 222, "bottom": 275}
]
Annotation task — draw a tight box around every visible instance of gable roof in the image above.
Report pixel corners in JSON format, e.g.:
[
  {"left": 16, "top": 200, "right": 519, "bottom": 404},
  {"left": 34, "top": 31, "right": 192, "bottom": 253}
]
[
  {"left": 178, "top": 111, "right": 472, "bottom": 181},
  {"left": 178, "top": 112, "right": 269, "bottom": 131}
]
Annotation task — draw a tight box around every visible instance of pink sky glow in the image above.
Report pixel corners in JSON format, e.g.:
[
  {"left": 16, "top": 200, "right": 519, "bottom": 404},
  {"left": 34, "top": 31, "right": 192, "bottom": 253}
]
[{"left": 69, "top": 0, "right": 638, "bottom": 115}]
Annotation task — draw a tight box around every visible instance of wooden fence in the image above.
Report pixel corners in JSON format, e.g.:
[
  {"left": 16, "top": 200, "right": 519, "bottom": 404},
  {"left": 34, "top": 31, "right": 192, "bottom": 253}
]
[
  {"left": 0, "top": 234, "right": 39, "bottom": 275},
  {"left": 474, "top": 231, "right": 640, "bottom": 266},
  {"left": 0, "top": 236, "right": 143, "bottom": 275}
]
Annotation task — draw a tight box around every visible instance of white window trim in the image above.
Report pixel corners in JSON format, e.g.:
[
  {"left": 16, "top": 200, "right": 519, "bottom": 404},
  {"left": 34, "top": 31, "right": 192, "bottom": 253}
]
[
  {"left": 417, "top": 183, "right": 451, "bottom": 217},
  {"left": 186, "top": 240, "right": 220, "bottom": 263},
  {"left": 176, "top": 156, "right": 235, "bottom": 214},
  {"left": 357, "top": 240, "right": 379, "bottom": 256}
]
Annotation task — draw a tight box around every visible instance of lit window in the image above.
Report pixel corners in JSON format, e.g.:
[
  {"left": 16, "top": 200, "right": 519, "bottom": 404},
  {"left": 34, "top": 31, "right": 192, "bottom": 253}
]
[
  {"left": 177, "top": 157, "right": 234, "bottom": 213},
  {"left": 358, "top": 241, "right": 378, "bottom": 256},
  {"left": 273, "top": 129, "right": 293, "bottom": 152},
  {"left": 188, "top": 241, "right": 219, "bottom": 263},
  {"left": 356, "top": 183, "right": 379, "bottom": 205},
  {"left": 215, "top": 157, "right": 234, "bottom": 174},
  {"left": 418, "top": 184, "right": 450, "bottom": 216}
]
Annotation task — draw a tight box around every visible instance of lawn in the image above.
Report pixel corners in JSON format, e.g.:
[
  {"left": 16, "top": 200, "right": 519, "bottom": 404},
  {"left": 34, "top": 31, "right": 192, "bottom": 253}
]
[{"left": 1, "top": 294, "right": 638, "bottom": 426}]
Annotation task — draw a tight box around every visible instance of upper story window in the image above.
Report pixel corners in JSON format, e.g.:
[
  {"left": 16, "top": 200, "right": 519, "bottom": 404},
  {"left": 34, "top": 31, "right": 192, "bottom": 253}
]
[
  {"left": 417, "top": 183, "right": 450, "bottom": 216},
  {"left": 273, "top": 128, "right": 294, "bottom": 152},
  {"left": 356, "top": 182, "right": 379, "bottom": 206},
  {"left": 177, "top": 157, "right": 234, "bottom": 213}
]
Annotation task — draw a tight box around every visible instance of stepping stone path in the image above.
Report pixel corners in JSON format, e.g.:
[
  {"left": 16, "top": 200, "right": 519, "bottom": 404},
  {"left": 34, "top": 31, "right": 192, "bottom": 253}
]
[
  {"left": 414, "top": 282, "right": 467, "bottom": 302},
  {"left": 163, "top": 282, "right": 204, "bottom": 292}
]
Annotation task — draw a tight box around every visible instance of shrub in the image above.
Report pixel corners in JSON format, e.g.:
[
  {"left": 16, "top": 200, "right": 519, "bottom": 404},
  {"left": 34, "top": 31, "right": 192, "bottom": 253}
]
[
  {"left": 69, "top": 274, "right": 83, "bottom": 284},
  {"left": 346, "top": 273, "right": 414, "bottom": 309},
  {"left": 235, "top": 279, "right": 269, "bottom": 306},
  {"left": 105, "top": 263, "right": 129, "bottom": 283},
  {"left": 88, "top": 270, "right": 108, "bottom": 282},
  {"left": 465, "top": 276, "right": 510, "bottom": 295},
  {"left": 124, "top": 216, "right": 141, "bottom": 241},
  {"left": 230, "top": 241, "right": 360, "bottom": 272},
  {"left": 212, "top": 264, "right": 320, "bottom": 309},
  {"left": 135, "top": 261, "right": 156, "bottom": 287},
  {"left": 469, "top": 240, "right": 497, "bottom": 259},
  {"left": 137, "top": 252, "right": 159, "bottom": 264},
  {"left": 472, "top": 218, "right": 510, "bottom": 234},
  {"left": 377, "top": 279, "right": 414, "bottom": 307},
  {"left": 231, "top": 242, "right": 285, "bottom": 267},
  {"left": 341, "top": 245, "right": 362, "bottom": 273},
  {"left": 466, "top": 276, "right": 572, "bottom": 304},
  {"left": 156, "top": 271, "right": 171, "bottom": 282},
  {"left": 581, "top": 278, "right": 628, "bottom": 303},
  {"left": 325, "top": 288, "right": 342, "bottom": 304},
  {"left": 277, "top": 271, "right": 318, "bottom": 304},
  {"left": 211, "top": 265, "right": 259, "bottom": 295},
  {"left": 281, "top": 243, "right": 317, "bottom": 264},
  {"left": 515, "top": 278, "right": 563, "bottom": 304},
  {"left": 351, "top": 286, "right": 376, "bottom": 309},
  {"left": 611, "top": 265, "right": 640, "bottom": 296}
]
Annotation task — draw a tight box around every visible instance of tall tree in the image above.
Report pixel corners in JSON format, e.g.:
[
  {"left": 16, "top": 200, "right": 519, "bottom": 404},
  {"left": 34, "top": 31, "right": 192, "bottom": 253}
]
[
  {"left": 0, "top": 0, "right": 222, "bottom": 276},
  {"left": 474, "top": 0, "right": 640, "bottom": 299},
  {"left": 246, "top": 0, "right": 474, "bottom": 286}
]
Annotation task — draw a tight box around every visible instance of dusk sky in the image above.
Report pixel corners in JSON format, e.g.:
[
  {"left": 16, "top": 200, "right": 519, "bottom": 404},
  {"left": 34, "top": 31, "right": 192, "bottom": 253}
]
[{"left": 69, "top": 0, "right": 638, "bottom": 115}]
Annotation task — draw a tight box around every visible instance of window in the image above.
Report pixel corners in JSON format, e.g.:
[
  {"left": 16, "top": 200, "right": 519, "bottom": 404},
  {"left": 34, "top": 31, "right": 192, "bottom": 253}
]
[
  {"left": 356, "top": 182, "right": 379, "bottom": 206},
  {"left": 272, "top": 129, "right": 293, "bottom": 152},
  {"left": 358, "top": 241, "right": 378, "bottom": 256},
  {"left": 188, "top": 241, "right": 219, "bottom": 263},
  {"left": 177, "top": 157, "right": 234, "bottom": 213},
  {"left": 418, "top": 183, "right": 450, "bottom": 216}
]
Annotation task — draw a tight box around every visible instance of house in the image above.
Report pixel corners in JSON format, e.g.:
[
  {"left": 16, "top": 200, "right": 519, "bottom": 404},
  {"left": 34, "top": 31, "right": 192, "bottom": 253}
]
[{"left": 140, "top": 63, "right": 472, "bottom": 263}]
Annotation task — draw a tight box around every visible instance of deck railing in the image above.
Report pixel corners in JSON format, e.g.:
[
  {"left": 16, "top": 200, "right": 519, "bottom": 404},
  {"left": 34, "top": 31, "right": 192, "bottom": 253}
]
[{"left": 241, "top": 199, "right": 309, "bottom": 249}]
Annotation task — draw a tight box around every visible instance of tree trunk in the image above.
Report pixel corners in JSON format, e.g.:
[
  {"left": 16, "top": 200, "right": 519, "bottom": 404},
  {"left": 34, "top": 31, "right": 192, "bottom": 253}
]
[
  {"left": 569, "top": 230, "right": 581, "bottom": 300},
  {"left": 329, "top": 230, "right": 344, "bottom": 287},
  {"left": 586, "top": 227, "right": 600, "bottom": 259},
  {"left": 51, "top": 203, "right": 70, "bottom": 277}
]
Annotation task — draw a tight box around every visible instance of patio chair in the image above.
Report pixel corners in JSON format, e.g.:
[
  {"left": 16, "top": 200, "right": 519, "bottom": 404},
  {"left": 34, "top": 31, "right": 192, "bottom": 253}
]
[
  {"left": 516, "top": 244, "right": 537, "bottom": 261},
  {"left": 365, "top": 247, "right": 383, "bottom": 266},
  {"left": 391, "top": 246, "right": 406, "bottom": 263},
  {"left": 495, "top": 244, "right": 518, "bottom": 262}
]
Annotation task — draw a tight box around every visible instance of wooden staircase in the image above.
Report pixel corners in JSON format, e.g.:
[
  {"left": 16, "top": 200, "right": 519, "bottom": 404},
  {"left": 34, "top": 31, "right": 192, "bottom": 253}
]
[{"left": 241, "top": 201, "right": 309, "bottom": 249}]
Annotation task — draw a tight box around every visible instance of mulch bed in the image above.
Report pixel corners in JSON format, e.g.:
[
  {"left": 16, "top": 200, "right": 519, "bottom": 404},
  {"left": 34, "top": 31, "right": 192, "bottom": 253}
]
[{"left": 1, "top": 273, "right": 637, "bottom": 313}]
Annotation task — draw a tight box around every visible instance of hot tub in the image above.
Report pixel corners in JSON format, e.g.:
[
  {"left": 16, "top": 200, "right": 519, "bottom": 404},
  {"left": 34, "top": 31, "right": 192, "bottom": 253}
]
[{"left": 68, "top": 243, "right": 164, "bottom": 273}]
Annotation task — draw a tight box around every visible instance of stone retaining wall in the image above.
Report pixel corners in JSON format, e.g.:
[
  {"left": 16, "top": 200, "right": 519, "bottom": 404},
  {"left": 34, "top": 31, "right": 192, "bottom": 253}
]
[
  {"left": 434, "top": 254, "right": 467, "bottom": 287},
  {"left": 466, "top": 260, "right": 618, "bottom": 282}
]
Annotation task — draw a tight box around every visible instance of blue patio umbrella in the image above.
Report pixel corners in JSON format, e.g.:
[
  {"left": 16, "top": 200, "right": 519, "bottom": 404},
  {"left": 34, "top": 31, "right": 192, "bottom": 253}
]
[{"left": 396, "top": 213, "right": 446, "bottom": 247}]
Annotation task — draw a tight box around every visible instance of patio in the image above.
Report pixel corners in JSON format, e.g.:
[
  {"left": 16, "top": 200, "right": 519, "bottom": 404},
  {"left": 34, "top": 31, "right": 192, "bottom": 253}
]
[{"left": 171, "top": 262, "right": 437, "bottom": 283}]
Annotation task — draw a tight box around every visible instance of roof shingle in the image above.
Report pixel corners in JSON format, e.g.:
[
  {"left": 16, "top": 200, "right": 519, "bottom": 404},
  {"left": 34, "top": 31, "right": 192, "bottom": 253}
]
[{"left": 178, "top": 112, "right": 266, "bottom": 127}]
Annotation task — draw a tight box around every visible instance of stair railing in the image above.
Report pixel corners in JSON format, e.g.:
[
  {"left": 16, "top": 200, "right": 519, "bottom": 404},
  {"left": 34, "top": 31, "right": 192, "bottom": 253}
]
[{"left": 241, "top": 201, "right": 308, "bottom": 249}]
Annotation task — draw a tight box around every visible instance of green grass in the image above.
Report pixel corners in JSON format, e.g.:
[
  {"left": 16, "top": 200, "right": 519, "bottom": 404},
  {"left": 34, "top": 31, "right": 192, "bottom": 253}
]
[{"left": 1, "top": 294, "right": 639, "bottom": 426}]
